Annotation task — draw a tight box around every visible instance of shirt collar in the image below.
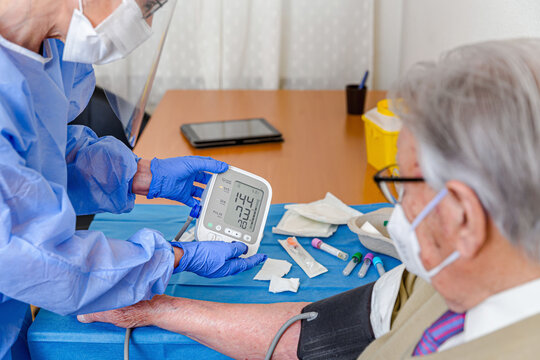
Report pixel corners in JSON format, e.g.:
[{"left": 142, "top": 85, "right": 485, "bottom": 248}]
[
  {"left": 0, "top": 34, "right": 53, "bottom": 64},
  {"left": 464, "top": 277, "right": 540, "bottom": 343}
]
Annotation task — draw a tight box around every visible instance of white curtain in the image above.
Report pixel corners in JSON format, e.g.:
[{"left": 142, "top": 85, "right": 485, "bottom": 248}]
[{"left": 95, "top": 0, "right": 374, "bottom": 112}]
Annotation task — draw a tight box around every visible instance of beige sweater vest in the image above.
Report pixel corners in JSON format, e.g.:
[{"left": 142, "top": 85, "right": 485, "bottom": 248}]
[{"left": 358, "top": 274, "right": 540, "bottom": 360}]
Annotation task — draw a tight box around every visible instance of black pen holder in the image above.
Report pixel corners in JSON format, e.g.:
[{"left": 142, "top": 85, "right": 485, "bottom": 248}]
[{"left": 346, "top": 85, "right": 367, "bottom": 115}]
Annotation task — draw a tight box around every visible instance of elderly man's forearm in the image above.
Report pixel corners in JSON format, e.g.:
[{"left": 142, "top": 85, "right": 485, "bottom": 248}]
[{"left": 150, "top": 296, "right": 309, "bottom": 359}]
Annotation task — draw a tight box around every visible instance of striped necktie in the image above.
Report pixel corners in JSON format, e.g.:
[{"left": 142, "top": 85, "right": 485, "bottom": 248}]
[{"left": 412, "top": 310, "right": 466, "bottom": 356}]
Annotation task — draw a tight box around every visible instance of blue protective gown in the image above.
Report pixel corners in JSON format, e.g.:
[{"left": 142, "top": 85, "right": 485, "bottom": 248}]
[{"left": 0, "top": 36, "right": 175, "bottom": 360}]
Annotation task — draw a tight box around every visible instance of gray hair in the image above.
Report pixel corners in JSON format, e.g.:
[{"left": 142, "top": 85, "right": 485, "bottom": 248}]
[{"left": 390, "top": 39, "right": 540, "bottom": 259}]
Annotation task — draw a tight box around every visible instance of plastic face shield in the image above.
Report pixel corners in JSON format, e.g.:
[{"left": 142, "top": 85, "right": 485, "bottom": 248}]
[
  {"left": 93, "top": 0, "right": 177, "bottom": 147},
  {"left": 137, "top": 0, "right": 169, "bottom": 19}
]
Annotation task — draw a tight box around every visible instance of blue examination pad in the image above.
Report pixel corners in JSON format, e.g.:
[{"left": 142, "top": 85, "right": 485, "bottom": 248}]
[{"left": 28, "top": 203, "right": 399, "bottom": 359}]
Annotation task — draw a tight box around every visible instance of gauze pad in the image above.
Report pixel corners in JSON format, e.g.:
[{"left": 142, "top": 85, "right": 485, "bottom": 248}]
[
  {"left": 272, "top": 210, "right": 338, "bottom": 238},
  {"left": 253, "top": 258, "right": 292, "bottom": 281},
  {"left": 269, "top": 276, "right": 300, "bottom": 293},
  {"left": 279, "top": 237, "right": 328, "bottom": 278},
  {"left": 285, "top": 192, "right": 362, "bottom": 225}
]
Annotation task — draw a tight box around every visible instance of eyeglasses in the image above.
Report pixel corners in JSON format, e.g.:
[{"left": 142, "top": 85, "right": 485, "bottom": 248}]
[
  {"left": 142, "top": 0, "right": 168, "bottom": 19},
  {"left": 373, "top": 164, "right": 424, "bottom": 204}
]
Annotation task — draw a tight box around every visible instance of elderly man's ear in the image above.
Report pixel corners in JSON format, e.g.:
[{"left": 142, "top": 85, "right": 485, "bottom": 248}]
[{"left": 445, "top": 181, "right": 487, "bottom": 259}]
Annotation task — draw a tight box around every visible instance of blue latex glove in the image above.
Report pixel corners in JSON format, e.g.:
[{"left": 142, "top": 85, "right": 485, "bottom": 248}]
[
  {"left": 147, "top": 156, "right": 228, "bottom": 206},
  {"left": 172, "top": 241, "right": 267, "bottom": 278}
]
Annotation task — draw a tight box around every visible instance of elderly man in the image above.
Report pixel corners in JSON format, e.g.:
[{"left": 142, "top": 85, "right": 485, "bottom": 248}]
[{"left": 80, "top": 38, "right": 540, "bottom": 359}]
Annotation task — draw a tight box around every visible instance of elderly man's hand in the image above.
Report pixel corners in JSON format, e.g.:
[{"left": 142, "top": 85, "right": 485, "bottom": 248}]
[{"left": 77, "top": 296, "right": 163, "bottom": 328}]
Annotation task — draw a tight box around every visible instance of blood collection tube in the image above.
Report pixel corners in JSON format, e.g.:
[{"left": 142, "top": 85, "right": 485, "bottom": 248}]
[
  {"left": 358, "top": 253, "right": 374, "bottom": 278},
  {"left": 311, "top": 238, "right": 349, "bottom": 261},
  {"left": 373, "top": 256, "right": 385, "bottom": 277},
  {"left": 342, "top": 252, "right": 362, "bottom": 276}
]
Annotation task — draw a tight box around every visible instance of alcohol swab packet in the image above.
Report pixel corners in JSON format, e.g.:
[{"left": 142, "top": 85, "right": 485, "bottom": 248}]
[
  {"left": 278, "top": 237, "right": 328, "bottom": 278},
  {"left": 269, "top": 276, "right": 300, "bottom": 293},
  {"left": 253, "top": 258, "right": 292, "bottom": 281}
]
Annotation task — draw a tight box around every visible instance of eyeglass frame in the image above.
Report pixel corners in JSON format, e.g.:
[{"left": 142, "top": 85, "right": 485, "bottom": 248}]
[{"left": 373, "top": 164, "right": 424, "bottom": 204}]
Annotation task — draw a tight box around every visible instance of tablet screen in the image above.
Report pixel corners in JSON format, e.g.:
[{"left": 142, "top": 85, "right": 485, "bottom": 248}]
[{"left": 186, "top": 118, "right": 280, "bottom": 142}]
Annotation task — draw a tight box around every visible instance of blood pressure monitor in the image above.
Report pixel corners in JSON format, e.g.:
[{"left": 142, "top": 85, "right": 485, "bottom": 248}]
[{"left": 196, "top": 166, "right": 272, "bottom": 257}]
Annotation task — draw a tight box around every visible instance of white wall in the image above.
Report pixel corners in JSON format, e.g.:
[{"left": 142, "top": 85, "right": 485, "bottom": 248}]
[{"left": 374, "top": 0, "right": 540, "bottom": 90}]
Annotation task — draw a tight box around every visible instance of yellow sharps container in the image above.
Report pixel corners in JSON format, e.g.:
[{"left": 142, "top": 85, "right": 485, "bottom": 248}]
[{"left": 361, "top": 99, "right": 401, "bottom": 170}]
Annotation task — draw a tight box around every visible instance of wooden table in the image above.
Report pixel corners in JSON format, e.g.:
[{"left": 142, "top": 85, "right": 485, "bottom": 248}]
[{"left": 134, "top": 90, "right": 387, "bottom": 205}]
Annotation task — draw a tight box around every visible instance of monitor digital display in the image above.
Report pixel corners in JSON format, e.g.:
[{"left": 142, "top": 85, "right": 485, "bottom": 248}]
[{"left": 224, "top": 181, "right": 264, "bottom": 232}]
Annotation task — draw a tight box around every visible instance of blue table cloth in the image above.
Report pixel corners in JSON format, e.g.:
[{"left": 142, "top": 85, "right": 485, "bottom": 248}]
[{"left": 28, "top": 203, "right": 398, "bottom": 359}]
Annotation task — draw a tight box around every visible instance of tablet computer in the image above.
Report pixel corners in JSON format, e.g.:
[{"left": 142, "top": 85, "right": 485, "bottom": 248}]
[{"left": 181, "top": 118, "right": 284, "bottom": 148}]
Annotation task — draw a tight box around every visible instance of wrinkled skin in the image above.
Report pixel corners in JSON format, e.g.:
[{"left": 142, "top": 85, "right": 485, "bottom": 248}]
[{"left": 79, "top": 295, "right": 308, "bottom": 360}]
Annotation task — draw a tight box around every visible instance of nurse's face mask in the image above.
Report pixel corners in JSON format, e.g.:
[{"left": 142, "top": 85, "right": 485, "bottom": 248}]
[
  {"left": 374, "top": 164, "right": 460, "bottom": 283},
  {"left": 63, "top": 0, "right": 168, "bottom": 65}
]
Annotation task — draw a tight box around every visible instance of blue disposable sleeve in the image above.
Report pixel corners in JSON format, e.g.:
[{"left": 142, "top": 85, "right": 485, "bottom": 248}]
[
  {"left": 66, "top": 61, "right": 95, "bottom": 121},
  {"left": 66, "top": 125, "right": 138, "bottom": 215},
  {"left": 0, "top": 135, "right": 175, "bottom": 316}
]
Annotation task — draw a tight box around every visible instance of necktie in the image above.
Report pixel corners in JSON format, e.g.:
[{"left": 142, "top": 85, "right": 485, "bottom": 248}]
[{"left": 412, "top": 310, "right": 466, "bottom": 356}]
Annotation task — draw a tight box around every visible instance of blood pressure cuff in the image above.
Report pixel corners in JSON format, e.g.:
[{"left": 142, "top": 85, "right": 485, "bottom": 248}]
[{"left": 297, "top": 282, "right": 376, "bottom": 360}]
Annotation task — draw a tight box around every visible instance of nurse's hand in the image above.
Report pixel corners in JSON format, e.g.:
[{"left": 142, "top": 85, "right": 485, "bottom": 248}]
[
  {"left": 172, "top": 241, "right": 267, "bottom": 278},
  {"left": 146, "top": 156, "right": 229, "bottom": 207}
]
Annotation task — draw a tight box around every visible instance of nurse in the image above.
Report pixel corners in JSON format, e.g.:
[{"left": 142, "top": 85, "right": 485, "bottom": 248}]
[{"left": 0, "top": 1, "right": 266, "bottom": 359}]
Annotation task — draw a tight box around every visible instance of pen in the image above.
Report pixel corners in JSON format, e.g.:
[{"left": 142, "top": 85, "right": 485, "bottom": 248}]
[{"left": 359, "top": 70, "right": 369, "bottom": 89}]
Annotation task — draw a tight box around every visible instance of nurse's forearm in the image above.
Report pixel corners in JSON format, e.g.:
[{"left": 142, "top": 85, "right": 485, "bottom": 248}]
[
  {"left": 151, "top": 296, "right": 308, "bottom": 360},
  {"left": 132, "top": 158, "right": 152, "bottom": 196}
]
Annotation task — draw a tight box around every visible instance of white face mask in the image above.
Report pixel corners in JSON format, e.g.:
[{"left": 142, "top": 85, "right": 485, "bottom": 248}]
[
  {"left": 63, "top": 0, "right": 152, "bottom": 65},
  {"left": 387, "top": 188, "right": 460, "bottom": 283}
]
